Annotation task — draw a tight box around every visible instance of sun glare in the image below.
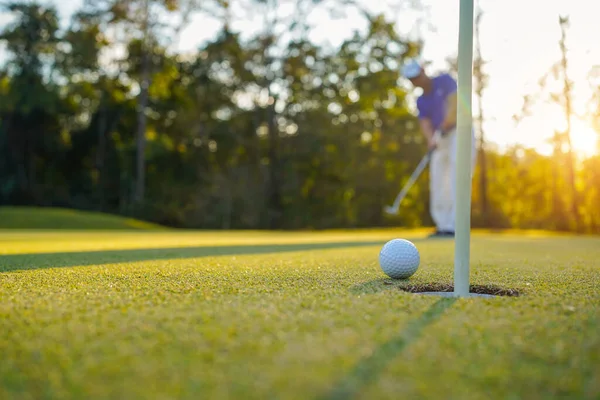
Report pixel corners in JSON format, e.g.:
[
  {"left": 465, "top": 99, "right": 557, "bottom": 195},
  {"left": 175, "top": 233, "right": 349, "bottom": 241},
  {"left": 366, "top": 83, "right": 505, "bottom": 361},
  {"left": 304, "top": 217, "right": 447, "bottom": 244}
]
[
  {"left": 515, "top": 102, "right": 599, "bottom": 157},
  {"left": 570, "top": 119, "right": 599, "bottom": 156},
  {"left": 548, "top": 107, "right": 599, "bottom": 157}
]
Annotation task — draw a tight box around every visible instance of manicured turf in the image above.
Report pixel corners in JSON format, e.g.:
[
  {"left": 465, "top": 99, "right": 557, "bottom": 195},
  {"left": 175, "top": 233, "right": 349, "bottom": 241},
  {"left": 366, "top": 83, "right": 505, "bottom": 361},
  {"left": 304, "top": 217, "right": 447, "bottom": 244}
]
[
  {"left": 0, "top": 206, "right": 166, "bottom": 230},
  {"left": 1, "top": 229, "right": 598, "bottom": 399}
]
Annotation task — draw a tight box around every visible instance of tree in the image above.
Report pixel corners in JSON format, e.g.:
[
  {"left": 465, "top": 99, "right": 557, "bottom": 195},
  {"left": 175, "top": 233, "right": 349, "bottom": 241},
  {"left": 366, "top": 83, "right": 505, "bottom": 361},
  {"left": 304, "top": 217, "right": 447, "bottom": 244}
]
[
  {"left": 473, "top": 6, "right": 489, "bottom": 225},
  {"left": 80, "top": 0, "right": 202, "bottom": 207},
  {"left": 513, "top": 15, "right": 581, "bottom": 231},
  {"left": 58, "top": 8, "right": 115, "bottom": 211},
  {"left": 215, "top": 0, "right": 424, "bottom": 229},
  {"left": 556, "top": 15, "right": 580, "bottom": 230},
  {"left": 587, "top": 66, "right": 600, "bottom": 150},
  {"left": 0, "top": 2, "right": 64, "bottom": 203}
]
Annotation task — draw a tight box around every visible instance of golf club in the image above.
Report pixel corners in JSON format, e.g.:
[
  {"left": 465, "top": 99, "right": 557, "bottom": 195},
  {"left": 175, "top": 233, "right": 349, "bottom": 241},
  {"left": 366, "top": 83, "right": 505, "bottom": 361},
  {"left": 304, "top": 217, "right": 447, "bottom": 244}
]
[{"left": 384, "top": 132, "right": 440, "bottom": 216}]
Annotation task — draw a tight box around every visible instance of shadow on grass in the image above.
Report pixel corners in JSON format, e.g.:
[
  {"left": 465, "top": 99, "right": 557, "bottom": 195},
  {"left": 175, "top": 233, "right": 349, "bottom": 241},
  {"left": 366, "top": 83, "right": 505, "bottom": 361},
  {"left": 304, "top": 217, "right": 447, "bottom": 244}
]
[
  {"left": 351, "top": 279, "right": 521, "bottom": 297},
  {"left": 349, "top": 278, "right": 397, "bottom": 295},
  {"left": 0, "top": 240, "right": 388, "bottom": 272},
  {"left": 319, "top": 297, "right": 457, "bottom": 400}
]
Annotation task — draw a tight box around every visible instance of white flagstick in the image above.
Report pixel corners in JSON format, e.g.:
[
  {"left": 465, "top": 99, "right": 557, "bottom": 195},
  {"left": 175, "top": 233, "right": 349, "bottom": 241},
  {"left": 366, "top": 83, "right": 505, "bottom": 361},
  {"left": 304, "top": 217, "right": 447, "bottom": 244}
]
[{"left": 454, "top": 0, "right": 475, "bottom": 297}]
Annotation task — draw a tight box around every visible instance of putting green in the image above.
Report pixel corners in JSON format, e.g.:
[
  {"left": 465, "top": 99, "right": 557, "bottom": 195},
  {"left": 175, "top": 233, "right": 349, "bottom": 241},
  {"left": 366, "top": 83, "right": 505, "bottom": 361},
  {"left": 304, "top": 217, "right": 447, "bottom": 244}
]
[{"left": 1, "top": 229, "right": 598, "bottom": 399}]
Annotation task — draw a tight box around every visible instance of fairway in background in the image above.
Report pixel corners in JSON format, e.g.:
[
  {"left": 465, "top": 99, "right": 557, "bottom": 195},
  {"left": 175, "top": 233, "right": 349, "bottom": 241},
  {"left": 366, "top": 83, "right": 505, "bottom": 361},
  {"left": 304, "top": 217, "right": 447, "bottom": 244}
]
[{"left": 0, "top": 207, "right": 166, "bottom": 230}]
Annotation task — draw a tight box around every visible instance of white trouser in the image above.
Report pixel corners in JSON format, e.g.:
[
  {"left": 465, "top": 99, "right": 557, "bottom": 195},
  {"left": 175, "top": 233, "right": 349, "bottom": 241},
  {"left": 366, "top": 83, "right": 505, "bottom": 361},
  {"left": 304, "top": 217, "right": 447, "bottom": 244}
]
[{"left": 429, "top": 128, "right": 476, "bottom": 232}]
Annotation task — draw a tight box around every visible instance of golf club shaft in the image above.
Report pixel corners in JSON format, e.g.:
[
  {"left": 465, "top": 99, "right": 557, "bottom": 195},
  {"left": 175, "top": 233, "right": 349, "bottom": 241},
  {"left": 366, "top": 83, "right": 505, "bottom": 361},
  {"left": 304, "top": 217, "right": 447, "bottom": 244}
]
[
  {"left": 390, "top": 150, "right": 431, "bottom": 210},
  {"left": 386, "top": 131, "right": 441, "bottom": 213}
]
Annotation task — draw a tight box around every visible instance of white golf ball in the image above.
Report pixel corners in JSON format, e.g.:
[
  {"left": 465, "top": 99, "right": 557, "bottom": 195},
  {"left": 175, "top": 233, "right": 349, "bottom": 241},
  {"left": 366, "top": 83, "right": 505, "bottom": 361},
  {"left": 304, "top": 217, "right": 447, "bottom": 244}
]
[{"left": 379, "top": 239, "right": 420, "bottom": 279}]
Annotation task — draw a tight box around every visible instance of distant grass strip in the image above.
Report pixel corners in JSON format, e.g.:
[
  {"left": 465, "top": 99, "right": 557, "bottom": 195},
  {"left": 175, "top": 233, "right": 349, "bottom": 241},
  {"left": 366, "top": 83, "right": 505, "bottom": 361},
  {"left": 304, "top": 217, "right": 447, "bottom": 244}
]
[{"left": 0, "top": 206, "right": 165, "bottom": 230}]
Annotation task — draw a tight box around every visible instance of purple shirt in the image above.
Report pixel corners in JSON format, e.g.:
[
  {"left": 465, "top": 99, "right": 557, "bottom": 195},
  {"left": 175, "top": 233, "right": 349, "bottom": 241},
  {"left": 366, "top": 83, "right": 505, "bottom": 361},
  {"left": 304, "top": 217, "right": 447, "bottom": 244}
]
[{"left": 416, "top": 73, "right": 457, "bottom": 132}]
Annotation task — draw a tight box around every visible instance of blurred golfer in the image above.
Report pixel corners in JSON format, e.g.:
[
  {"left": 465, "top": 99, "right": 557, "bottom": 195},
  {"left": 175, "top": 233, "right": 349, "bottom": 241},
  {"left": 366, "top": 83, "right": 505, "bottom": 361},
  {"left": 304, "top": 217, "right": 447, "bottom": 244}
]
[{"left": 402, "top": 59, "right": 476, "bottom": 238}]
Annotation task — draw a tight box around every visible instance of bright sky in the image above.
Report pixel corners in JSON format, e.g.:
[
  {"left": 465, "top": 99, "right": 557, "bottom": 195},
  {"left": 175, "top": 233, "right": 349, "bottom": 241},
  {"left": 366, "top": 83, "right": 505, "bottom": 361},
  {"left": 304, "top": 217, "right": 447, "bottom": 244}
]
[{"left": 1, "top": 0, "right": 599, "bottom": 156}]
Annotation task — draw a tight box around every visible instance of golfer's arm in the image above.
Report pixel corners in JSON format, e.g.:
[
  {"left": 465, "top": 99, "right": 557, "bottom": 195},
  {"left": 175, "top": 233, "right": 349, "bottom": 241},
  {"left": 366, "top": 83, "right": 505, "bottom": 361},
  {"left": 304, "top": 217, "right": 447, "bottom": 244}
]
[
  {"left": 442, "top": 92, "right": 457, "bottom": 132},
  {"left": 419, "top": 118, "right": 435, "bottom": 144}
]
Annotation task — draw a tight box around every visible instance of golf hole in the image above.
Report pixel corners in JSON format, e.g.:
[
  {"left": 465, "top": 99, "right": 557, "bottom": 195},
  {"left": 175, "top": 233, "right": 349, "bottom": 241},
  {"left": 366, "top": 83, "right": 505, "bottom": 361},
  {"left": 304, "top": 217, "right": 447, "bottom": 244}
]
[{"left": 384, "top": 282, "right": 521, "bottom": 297}]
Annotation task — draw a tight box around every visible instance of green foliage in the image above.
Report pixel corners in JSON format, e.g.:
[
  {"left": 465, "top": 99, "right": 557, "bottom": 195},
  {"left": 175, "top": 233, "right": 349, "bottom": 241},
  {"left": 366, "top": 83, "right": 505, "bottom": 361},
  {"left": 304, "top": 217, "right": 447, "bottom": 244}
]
[{"left": 0, "top": 2, "right": 60, "bottom": 72}]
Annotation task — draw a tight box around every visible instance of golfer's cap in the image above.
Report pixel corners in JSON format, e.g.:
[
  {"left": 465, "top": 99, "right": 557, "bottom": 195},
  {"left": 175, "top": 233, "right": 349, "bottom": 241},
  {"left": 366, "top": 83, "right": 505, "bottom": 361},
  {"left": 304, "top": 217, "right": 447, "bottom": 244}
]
[{"left": 402, "top": 59, "right": 422, "bottom": 79}]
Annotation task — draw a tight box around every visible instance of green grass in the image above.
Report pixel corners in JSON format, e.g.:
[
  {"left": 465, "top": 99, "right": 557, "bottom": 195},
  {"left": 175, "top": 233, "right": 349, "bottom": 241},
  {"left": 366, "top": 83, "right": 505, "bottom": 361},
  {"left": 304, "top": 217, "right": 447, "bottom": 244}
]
[
  {"left": 0, "top": 206, "right": 166, "bottom": 230},
  {"left": 1, "top": 228, "right": 599, "bottom": 399}
]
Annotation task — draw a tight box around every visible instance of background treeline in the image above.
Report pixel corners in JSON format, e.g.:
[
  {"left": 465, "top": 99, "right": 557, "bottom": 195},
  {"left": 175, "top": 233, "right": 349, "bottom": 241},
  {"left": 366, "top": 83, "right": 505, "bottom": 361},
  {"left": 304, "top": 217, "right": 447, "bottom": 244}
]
[{"left": 1, "top": 1, "right": 599, "bottom": 232}]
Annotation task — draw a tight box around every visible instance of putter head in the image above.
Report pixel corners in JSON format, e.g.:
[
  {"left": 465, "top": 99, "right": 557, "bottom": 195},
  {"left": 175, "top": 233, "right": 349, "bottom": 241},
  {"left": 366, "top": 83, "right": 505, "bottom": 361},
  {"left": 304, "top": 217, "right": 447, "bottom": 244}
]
[{"left": 384, "top": 205, "right": 398, "bottom": 215}]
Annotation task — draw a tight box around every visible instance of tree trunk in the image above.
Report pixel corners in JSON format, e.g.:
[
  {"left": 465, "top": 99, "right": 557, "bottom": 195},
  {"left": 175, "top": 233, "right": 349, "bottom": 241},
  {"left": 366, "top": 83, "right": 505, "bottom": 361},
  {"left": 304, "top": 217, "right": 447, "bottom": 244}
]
[
  {"left": 27, "top": 129, "right": 36, "bottom": 202},
  {"left": 96, "top": 105, "right": 107, "bottom": 211},
  {"left": 267, "top": 97, "right": 282, "bottom": 229},
  {"left": 551, "top": 133, "right": 560, "bottom": 229},
  {"left": 135, "top": 0, "right": 151, "bottom": 205},
  {"left": 7, "top": 118, "right": 28, "bottom": 197},
  {"left": 558, "top": 15, "right": 580, "bottom": 231},
  {"left": 474, "top": 8, "right": 488, "bottom": 225},
  {"left": 135, "top": 63, "right": 149, "bottom": 205}
]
